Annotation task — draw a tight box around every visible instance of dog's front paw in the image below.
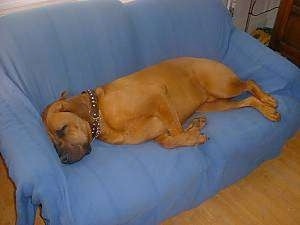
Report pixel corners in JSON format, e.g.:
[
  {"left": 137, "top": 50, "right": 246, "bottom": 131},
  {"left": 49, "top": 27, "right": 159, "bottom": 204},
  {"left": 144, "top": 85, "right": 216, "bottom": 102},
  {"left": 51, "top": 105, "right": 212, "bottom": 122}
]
[
  {"left": 198, "top": 134, "right": 209, "bottom": 144},
  {"left": 190, "top": 116, "right": 207, "bottom": 130}
]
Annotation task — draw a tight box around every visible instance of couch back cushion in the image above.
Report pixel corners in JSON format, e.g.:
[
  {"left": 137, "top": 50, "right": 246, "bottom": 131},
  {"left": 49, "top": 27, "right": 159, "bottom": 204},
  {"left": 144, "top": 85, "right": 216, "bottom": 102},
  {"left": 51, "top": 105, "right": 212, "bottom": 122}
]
[
  {"left": 0, "top": 0, "right": 138, "bottom": 110},
  {"left": 126, "top": 0, "right": 233, "bottom": 67},
  {"left": 0, "top": 0, "right": 233, "bottom": 110}
]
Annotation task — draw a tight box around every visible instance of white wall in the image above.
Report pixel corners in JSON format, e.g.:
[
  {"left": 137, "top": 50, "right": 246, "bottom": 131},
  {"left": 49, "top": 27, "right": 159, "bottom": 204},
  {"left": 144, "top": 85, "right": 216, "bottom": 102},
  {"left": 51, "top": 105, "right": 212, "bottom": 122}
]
[
  {"left": 229, "top": 0, "right": 280, "bottom": 33},
  {"left": 265, "top": 0, "right": 280, "bottom": 27}
]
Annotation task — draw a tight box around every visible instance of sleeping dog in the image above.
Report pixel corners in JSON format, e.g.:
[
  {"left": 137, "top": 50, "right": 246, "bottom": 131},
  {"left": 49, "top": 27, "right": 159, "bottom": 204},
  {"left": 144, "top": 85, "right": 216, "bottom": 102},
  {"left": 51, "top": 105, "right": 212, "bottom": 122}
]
[{"left": 42, "top": 57, "right": 280, "bottom": 163}]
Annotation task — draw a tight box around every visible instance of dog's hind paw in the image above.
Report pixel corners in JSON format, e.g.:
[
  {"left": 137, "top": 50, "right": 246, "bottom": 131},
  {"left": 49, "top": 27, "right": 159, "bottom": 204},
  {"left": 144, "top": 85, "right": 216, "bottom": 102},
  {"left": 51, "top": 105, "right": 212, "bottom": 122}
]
[
  {"left": 261, "top": 94, "right": 277, "bottom": 108},
  {"left": 260, "top": 104, "right": 281, "bottom": 122}
]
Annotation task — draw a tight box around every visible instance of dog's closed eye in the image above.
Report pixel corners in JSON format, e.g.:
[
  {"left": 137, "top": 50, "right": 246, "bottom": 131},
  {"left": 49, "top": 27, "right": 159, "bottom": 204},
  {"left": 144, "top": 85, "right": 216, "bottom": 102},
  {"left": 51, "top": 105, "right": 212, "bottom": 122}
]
[{"left": 55, "top": 125, "right": 68, "bottom": 138}]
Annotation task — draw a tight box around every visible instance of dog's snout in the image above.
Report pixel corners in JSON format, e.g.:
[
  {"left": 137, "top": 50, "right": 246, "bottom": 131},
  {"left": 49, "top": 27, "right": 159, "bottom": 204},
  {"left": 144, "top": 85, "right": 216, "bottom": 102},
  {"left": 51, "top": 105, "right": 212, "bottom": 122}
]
[
  {"left": 84, "top": 143, "right": 92, "bottom": 155},
  {"left": 60, "top": 153, "right": 70, "bottom": 164},
  {"left": 54, "top": 142, "right": 88, "bottom": 164},
  {"left": 53, "top": 143, "right": 62, "bottom": 157}
]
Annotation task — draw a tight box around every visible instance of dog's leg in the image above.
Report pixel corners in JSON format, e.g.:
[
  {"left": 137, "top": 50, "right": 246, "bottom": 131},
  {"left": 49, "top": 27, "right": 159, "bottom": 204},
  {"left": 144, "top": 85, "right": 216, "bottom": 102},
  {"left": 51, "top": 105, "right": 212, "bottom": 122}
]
[
  {"left": 120, "top": 116, "right": 166, "bottom": 144},
  {"left": 154, "top": 90, "right": 208, "bottom": 148},
  {"left": 198, "top": 96, "right": 280, "bottom": 121},
  {"left": 193, "top": 62, "right": 278, "bottom": 109},
  {"left": 155, "top": 125, "right": 208, "bottom": 149},
  {"left": 245, "top": 80, "right": 277, "bottom": 107},
  {"left": 193, "top": 65, "right": 280, "bottom": 121}
]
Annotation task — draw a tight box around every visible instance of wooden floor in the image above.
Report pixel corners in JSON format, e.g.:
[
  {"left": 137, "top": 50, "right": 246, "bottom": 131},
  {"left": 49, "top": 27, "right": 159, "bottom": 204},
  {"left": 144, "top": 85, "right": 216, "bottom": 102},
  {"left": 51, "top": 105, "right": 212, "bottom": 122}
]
[{"left": 0, "top": 132, "right": 299, "bottom": 225}]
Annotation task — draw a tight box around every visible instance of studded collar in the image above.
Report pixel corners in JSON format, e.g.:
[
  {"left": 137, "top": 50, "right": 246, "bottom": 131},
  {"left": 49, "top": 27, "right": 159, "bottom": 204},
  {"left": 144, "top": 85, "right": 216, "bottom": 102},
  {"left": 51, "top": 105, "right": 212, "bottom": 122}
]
[{"left": 82, "top": 89, "right": 104, "bottom": 140}]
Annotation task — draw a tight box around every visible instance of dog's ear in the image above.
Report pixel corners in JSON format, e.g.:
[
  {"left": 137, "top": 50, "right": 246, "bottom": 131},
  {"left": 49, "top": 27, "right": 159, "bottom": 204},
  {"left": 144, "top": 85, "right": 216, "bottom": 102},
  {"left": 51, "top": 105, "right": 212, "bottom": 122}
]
[
  {"left": 41, "top": 101, "right": 69, "bottom": 123},
  {"left": 41, "top": 103, "right": 55, "bottom": 123},
  {"left": 59, "top": 91, "right": 68, "bottom": 100}
]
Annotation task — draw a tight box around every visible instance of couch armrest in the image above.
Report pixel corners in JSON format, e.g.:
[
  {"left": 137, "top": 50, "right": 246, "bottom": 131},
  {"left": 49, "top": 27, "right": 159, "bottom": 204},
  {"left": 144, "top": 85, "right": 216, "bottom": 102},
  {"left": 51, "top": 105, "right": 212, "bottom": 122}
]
[
  {"left": 222, "top": 28, "right": 300, "bottom": 98},
  {"left": 0, "top": 71, "right": 73, "bottom": 225}
]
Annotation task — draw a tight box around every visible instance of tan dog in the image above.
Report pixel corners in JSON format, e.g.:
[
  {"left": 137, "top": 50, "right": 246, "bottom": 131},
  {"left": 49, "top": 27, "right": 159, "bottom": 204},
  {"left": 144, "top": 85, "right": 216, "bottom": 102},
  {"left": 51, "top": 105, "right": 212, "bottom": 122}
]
[{"left": 42, "top": 57, "right": 280, "bottom": 163}]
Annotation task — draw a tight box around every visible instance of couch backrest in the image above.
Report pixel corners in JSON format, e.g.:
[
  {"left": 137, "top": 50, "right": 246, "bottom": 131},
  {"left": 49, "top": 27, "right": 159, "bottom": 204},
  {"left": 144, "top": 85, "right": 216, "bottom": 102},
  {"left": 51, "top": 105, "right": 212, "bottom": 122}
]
[
  {"left": 0, "top": 0, "right": 233, "bottom": 110},
  {"left": 126, "top": 0, "right": 233, "bottom": 66}
]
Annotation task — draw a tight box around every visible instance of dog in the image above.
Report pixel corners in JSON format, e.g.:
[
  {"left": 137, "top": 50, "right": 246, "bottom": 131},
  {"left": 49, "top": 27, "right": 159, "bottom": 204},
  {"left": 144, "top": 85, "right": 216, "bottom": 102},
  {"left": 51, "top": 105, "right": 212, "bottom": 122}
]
[{"left": 42, "top": 57, "right": 280, "bottom": 164}]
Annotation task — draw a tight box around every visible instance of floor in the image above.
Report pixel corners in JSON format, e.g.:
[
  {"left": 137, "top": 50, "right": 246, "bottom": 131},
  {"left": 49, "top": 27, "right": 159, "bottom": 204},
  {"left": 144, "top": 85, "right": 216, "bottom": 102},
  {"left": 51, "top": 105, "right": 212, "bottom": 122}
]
[{"left": 0, "top": 132, "right": 299, "bottom": 225}]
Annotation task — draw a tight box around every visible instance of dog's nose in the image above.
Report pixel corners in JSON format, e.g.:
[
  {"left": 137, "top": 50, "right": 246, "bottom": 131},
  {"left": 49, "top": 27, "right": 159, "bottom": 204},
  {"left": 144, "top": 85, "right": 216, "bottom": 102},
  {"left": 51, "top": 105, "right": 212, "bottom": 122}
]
[{"left": 60, "top": 153, "right": 70, "bottom": 164}]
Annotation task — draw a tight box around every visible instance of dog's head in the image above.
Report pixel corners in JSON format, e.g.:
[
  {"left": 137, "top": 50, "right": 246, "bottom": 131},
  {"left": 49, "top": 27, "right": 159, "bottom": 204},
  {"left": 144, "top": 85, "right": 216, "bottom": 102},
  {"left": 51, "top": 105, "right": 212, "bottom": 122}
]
[{"left": 42, "top": 91, "right": 93, "bottom": 164}]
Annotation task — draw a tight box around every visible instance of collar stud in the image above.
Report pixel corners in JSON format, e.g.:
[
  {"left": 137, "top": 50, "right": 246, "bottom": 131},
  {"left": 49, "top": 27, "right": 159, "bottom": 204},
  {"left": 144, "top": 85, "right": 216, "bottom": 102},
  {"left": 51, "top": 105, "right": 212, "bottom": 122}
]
[{"left": 82, "top": 89, "right": 104, "bottom": 140}]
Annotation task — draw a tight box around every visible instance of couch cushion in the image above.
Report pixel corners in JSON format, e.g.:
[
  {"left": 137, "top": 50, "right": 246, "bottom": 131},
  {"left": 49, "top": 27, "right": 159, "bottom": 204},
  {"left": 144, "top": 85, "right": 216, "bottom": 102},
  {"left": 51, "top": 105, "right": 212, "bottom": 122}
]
[
  {"left": 222, "top": 30, "right": 300, "bottom": 93},
  {"left": 202, "top": 95, "right": 300, "bottom": 188},
  {"left": 125, "top": 0, "right": 233, "bottom": 67},
  {"left": 0, "top": 0, "right": 138, "bottom": 110}
]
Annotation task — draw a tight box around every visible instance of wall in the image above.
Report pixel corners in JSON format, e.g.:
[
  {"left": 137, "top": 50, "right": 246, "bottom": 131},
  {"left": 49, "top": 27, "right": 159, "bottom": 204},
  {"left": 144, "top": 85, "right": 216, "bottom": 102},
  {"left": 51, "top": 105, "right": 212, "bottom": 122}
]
[{"left": 232, "top": 0, "right": 280, "bottom": 33}]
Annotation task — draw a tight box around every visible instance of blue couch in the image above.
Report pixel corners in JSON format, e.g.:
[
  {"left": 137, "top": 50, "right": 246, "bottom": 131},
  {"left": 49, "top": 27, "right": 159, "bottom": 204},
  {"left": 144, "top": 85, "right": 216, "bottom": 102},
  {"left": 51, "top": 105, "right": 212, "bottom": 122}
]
[{"left": 0, "top": 0, "right": 299, "bottom": 225}]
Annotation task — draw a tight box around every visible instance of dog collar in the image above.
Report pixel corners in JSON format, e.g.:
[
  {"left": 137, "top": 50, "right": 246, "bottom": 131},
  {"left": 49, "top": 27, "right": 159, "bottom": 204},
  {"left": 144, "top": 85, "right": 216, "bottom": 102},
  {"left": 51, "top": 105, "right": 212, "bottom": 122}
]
[{"left": 83, "top": 89, "right": 104, "bottom": 140}]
